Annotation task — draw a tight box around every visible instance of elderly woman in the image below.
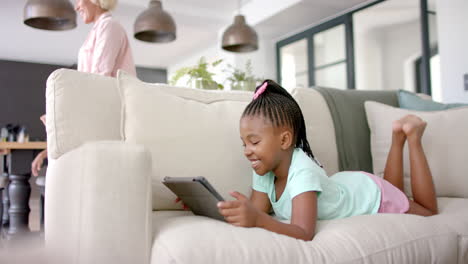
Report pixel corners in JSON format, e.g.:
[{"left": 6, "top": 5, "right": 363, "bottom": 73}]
[
  {"left": 75, "top": 0, "right": 136, "bottom": 77},
  {"left": 31, "top": 0, "right": 137, "bottom": 176},
  {"left": 31, "top": 115, "right": 47, "bottom": 177}
]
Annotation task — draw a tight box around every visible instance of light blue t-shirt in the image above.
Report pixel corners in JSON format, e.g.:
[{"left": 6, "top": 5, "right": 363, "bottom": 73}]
[{"left": 252, "top": 148, "right": 381, "bottom": 220}]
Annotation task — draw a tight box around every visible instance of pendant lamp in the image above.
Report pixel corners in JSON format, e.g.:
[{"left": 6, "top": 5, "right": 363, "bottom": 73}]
[
  {"left": 134, "top": 0, "right": 176, "bottom": 43},
  {"left": 221, "top": 0, "right": 258, "bottom": 52},
  {"left": 24, "top": 0, "right": 76, "bottom": 31}
]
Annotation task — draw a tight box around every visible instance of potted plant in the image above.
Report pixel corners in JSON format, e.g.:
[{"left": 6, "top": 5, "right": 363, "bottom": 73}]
[
  {"left": 224, "top": 60, "right": 262, "bottom": 91},
  {"left": 170, "top": 57, "right": 224, "bottom": 90}
]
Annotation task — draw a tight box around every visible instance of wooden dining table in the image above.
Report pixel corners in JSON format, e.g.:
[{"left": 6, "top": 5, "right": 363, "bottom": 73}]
[{"left": 0, "top": 141, "right": 47, "bottom": 237}]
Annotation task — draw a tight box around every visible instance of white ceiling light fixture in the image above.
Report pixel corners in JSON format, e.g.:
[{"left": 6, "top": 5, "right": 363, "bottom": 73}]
[{"left": 221, "top": 0, "right": 258, "bottom": 53}]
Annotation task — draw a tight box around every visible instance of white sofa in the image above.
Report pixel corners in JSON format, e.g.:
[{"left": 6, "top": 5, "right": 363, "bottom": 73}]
[{"left": 44, "top": 69, "right": 468, "bottom": 263}]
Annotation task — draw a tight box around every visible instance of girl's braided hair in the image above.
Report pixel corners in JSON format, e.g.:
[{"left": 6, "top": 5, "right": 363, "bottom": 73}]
[{"left": 242, "top": 80, "right": 320, "bottom": 164}]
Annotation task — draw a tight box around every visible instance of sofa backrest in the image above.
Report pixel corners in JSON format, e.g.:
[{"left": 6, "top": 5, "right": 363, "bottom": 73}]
[
  {"left": 46, "top": 69, "right": 122, "bottom": 159},
  {"left": 46, "top": 70, "right": 341, "bottom": 210},
  {"left": 46, "top": 69, "right": 341, "bottom": 172},
  {"left": 292, "top": 88, "right": 340, "bottom": 175},
  {"left": 116, "top": 72, "right": 341, "bottom": 209}
]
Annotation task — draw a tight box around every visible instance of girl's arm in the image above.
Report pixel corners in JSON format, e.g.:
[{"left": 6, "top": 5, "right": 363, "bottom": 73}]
[
  {"left": 257, "top": 191, "right": 317, "bottom": 240},
  {"left": 250, "top": 189, "right": 272, "bottom": 213},
  {"left": 218, "top": 191, "right": 318, "bottom": 241}
]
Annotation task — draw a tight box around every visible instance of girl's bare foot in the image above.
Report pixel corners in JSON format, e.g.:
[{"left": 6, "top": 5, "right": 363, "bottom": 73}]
[
  {"left": 401, "top": 115, "right": 427, "bottom": 142},
  {"left": 392, "top": 119, "right": 406, "bottom": 145}
]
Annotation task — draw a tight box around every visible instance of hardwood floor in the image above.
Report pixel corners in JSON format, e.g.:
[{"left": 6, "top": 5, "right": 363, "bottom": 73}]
[
  {"left": 29, "top": 176, "right": 42, "bottom": 232},
  {"left": 0, "top": 170, "right": 46, "bottom": 262},
  {"left": 0, "top": 231, "right": 47, "bottom": 264}
]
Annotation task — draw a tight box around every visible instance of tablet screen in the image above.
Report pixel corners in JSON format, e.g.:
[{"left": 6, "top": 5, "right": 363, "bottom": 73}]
[{"left": 163, "top": 176, "right": 225, "bottom": 221}]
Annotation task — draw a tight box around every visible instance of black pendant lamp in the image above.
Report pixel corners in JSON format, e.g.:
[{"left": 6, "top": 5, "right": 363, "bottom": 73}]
[
  {"left": 24, "top": 0, "right": 77, "bottom": 31},
  {"left": 221, "top": 0, "right": 258, "bottom": 53},
  {"left": 134, "top": 0, "right": 176, "bottom": 43}
]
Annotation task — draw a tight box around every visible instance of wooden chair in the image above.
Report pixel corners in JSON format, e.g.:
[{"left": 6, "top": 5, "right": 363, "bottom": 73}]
[
  {"left": 35, "top": 175, "right": 45, "bottom": 230},
  {"left": 0, "top": 173, "right": 6, "bottom": 236}
]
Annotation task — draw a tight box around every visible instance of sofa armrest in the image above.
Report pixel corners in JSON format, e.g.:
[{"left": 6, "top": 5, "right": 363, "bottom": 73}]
[
  {"left": 46, "top": 69, "right": 122, "bottom": 160},
  {"left": 45, "top": 141, "right": 152, "bottom": 264}
]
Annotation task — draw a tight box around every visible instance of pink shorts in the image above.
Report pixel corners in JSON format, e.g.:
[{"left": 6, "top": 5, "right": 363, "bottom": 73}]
[{"left": 362, "top": 172, "right": 410, "bottom": 214}]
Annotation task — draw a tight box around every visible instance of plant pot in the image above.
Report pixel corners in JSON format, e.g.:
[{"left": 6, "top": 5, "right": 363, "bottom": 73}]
[
  {"left": 191, "top": 78, "right": 219, "bottom": 90},
  {"left": 232, "top": 80, "right": 256, "bottom": 91}
]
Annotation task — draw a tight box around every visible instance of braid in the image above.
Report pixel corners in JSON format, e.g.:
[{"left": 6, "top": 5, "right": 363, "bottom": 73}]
[{"left": 242, "top": 80, "right": 319, "bottom": 164}]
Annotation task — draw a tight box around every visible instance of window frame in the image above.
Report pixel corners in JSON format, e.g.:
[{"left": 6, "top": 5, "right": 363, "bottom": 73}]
[
  {"left": 276, "top": 0, "right": 433, "bottom": 95},
  {"left": 276, "top": 15, "right": 355, "bottom": 89}
]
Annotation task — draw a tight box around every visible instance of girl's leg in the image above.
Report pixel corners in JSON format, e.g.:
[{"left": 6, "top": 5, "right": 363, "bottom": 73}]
[
  {"left": 407, "top": 200, "right": 435, "bottom": 216},
  {"left": 382, "top": 119, "right": 407, "bottom": 192},
  {"left": 403, "top": 115, "right": 438, "bottom": 215}
]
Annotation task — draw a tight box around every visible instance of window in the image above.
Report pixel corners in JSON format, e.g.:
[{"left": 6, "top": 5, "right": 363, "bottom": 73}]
[
  {"left": 279, "top": 39, "right": 308, "bottom": 92},
  {"left": 314, "top": 25, "right": 347, "bottom": 89},
  {"left": 277, "top": 0, "right": 434, "bottom": 96},
  {"left": 277, "top": 15, "right": 354, "bottom": 91}
]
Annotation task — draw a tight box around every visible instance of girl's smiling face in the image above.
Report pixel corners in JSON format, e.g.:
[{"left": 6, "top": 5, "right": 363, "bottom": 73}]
[{"left": 240, "top": 115, "right": 289, "bottom": 176}]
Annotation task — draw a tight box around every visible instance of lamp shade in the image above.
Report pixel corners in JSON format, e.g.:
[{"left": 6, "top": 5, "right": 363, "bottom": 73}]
[
  {"left": 222, "top": 15, "right": 258, "bottom": 53},
  {"left": 24, "top": 0, "right": 76, "bottom": 31},
  {"left": 134, "top": 0, "right": 176, "bottom": 43}
]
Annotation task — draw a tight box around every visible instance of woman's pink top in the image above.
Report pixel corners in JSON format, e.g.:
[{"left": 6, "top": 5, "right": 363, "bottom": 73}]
[{"left": 77, "top": 12, "right": 136, "bottom": 77}]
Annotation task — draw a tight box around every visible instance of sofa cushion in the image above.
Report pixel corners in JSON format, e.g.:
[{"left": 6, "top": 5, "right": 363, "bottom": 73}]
[
  {"left": 365, "top": 101, "right": 468, "bottom": 198},
  {"left": 151, "top": 211, "right": 457, "bottom": 264},
  {"left": 46, "top": 69, "right": 122, "bottom": 159},
  {"left": 431, "top": 198, "right": 468, "bottom": 264},
  {"left": 118, "top": 71, "right": 253, "bottom": 210}
]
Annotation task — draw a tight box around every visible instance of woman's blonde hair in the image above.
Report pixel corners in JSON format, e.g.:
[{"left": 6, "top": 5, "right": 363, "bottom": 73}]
[{"left": 90, "top": 0, "right": 118, "bottom": 11}]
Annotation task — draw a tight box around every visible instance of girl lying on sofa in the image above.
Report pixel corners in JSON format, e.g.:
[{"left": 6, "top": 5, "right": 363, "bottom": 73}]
[{"left": 217, "top": 80, "right": 438, "bottom": 241}]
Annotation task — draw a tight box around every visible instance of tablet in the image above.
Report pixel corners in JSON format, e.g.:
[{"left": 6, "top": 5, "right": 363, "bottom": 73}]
[{"left": 162, "top": 176, "right": 225, "bottom": 221}]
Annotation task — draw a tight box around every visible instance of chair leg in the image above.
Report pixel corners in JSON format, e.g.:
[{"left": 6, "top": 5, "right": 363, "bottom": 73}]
[
  {"left": 40, "top": 194, "right": 44, "bottom": 231},
  {"left": 1, "top": 181, "right": 8, "bottom": 226},
  {"left": 0, "top": 188, "right": 3, "bottom": 236}
]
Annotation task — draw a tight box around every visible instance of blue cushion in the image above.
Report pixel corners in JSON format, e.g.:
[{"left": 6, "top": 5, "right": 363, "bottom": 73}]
[{"left": 398, "top": 90, "right": 468, "bottom": 111}]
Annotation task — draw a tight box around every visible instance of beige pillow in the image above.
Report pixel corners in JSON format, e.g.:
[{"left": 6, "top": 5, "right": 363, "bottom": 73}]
[
  {"left": 118, "top": 71, "right": 253, "bottom": 210},
  {"left": 365, "top": 101, "right": 468, "bottom": 198}
]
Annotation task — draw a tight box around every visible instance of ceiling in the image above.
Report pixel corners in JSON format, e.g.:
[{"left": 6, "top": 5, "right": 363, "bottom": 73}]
[
  {"left": 353, "top": 0, "right": 437, "bottom": 33},
  {"left": 1, "top": 0, "right": 381, "bottom": 68}
]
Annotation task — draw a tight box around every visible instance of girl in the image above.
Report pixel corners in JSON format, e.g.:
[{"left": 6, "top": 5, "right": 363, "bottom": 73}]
[{"left": 217, "top": 80, "right": 438, "bottom": 241}]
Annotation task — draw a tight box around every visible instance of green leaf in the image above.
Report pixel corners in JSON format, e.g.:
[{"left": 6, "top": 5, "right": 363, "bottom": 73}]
[
  {"left": 224, "top": 59, "right": 262, "bottom": 88},
  {"left": 170, "top": 56, "right": 225, "bottom": 89}
]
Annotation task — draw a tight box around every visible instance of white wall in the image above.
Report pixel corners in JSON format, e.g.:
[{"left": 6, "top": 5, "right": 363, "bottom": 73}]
[
  {"left": 353, "top": 0, "right": 442, "bottom": 94},
  {"left": 381, "top": 20, "right": 421, "bottom": 91},
  {"left": 354, "top": 20, "right": 422, "bottom": 92},
  {"left": 233, "top": 39, "right": 276, "bottom": 83},
  {"left": 436, "top": 0, "right": 468, "bottom": 103}
]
